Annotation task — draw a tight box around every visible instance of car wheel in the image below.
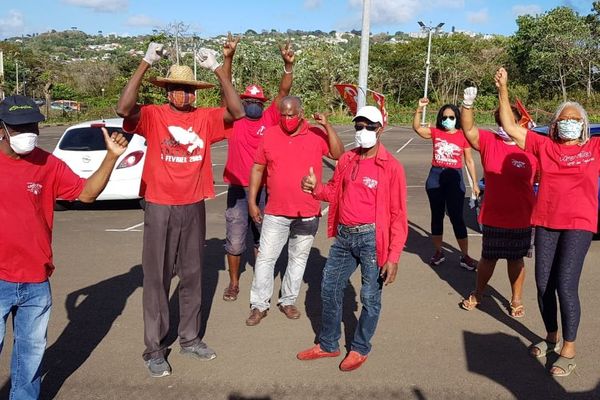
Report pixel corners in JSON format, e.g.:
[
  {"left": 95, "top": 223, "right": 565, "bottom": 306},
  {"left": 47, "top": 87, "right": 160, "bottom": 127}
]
[
  {"left": 54, "top": 201, "right": 69, "bottom": 211},
  {"left": 139, "top": 198, "right": 146, "bottom": 210}
]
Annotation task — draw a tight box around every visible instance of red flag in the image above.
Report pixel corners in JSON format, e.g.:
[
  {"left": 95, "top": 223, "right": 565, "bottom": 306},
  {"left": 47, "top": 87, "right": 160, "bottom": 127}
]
[
  {"left": 515, "top": 98, "right": 536, "bottom": 128},
  {"left": 371, "top": 91, "right": 388, "bottom": 127},
  {"left": 334, "top": 84, "right": 358, "bottom": 115}
]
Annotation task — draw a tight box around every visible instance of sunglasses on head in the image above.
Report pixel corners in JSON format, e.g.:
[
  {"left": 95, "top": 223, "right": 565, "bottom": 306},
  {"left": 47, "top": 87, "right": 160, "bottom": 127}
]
[
  {"left": 354, "top": 123, "right": 379, "bottom": 131},
  {"left": 442, "top": 115, "right": 456, "bottom": 121}
]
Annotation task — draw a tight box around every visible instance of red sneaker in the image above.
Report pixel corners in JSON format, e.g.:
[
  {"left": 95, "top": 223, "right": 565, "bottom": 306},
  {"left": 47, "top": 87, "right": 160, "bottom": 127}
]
[
  {"left": 296, "top": 344, "right": 341, "bottom": 360},
  {"left": 339, "top": 351, "right": 368, "bottom": 371}
]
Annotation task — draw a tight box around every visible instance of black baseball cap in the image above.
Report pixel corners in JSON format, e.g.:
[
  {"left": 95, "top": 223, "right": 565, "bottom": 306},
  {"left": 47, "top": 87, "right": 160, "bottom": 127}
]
[{"left": 0, "top": 95, "right": 45, "bottom": 125}]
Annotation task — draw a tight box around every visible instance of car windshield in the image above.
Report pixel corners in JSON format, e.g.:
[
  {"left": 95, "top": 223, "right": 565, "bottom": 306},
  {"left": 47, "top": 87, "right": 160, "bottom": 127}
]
[{"left": 58, "top": 127, "right": 133, "bottom": 151}]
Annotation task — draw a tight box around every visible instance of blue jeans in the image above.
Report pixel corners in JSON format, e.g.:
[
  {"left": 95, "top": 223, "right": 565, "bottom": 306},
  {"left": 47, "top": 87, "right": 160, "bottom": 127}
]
[
  {"left": 319, "top": 225, "right": 382, "bottom": 356},
  {"left": 0, "top": 280, "right": 52, "bottom": 400}
]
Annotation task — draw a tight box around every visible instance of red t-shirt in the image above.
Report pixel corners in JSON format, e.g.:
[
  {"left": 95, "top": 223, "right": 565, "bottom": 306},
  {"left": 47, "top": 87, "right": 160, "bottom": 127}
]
[
  {"left": 123, "top": 104, "right": 231, "bottom": 205},
  {"left": 254, "top": 121, "right": 329, "bottom": 217},
  {"left": 478, "top": 130, "right": 537, "bottom": 229},
  {"left": 430, "top": 127, "right": 470, "bottom": 169},
  {"left": 339, "top": 157, "right": 378, "bottom": 226},
  {"left": 0, "top": 148, "right": 85, "bottom": 283},
  {"left": 224, "top": 102, "right": 279, "bottom": 186},
  {"left": 526, "top": 131, "right": 600, "bottom": 232}
]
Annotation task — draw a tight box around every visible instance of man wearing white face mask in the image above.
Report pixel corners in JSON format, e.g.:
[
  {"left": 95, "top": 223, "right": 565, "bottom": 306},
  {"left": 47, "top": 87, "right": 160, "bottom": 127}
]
[
  {"left": 296, "top": 106, "right": 408, "bottom": 372},
  {"left": 0, "top": 95, "right": 129, "bottom": 399}
]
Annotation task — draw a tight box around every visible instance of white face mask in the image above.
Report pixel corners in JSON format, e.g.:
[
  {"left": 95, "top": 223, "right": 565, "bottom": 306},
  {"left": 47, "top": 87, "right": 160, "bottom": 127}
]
[
  {"left": 557, "top": 119, "right": 583, "bottom": 140},
  {"left": 8, "top": 132, "right": 38, "bottom": 155},
  {"left": 355, "top": 129, "right": 378, "bottom": 148}
]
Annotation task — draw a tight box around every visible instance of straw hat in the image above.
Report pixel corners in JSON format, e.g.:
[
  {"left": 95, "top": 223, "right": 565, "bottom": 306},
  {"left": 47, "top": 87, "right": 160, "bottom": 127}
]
[{"left": 149, "top": 65, "right": 214, "bottom": 89}]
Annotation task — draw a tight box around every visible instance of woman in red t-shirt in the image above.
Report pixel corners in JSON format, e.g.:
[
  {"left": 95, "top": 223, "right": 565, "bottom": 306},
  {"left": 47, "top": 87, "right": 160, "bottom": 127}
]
[
  {"left": 496, "top": 67, "right": 600, "bottom": 377},
  {"left": 458, "top": 87, "right": 537, "bottom": 319},
  {"left": 413, "top": 99, "right": 480, "bottom": 270}
]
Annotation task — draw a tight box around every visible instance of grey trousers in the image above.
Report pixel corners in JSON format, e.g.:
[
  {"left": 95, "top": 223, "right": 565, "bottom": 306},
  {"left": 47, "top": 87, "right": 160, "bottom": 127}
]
[{"left": 142, "top": 201, "right": 205, "bottom": 361}]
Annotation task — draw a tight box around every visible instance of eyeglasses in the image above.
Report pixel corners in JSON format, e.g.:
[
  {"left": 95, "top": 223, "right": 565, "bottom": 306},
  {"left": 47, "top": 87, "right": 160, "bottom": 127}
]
[
  {"left": 354, "top": 123, "right": 379, "bottom": 131},
  {"left": 442, "top": 116, "right": 456, "bottom": 121}
]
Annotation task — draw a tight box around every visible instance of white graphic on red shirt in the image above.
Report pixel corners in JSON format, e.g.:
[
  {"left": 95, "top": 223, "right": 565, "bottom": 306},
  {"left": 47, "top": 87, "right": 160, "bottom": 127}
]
[
  {"left": 27, "top": 182, "right": 43, "bottom": 195},
  {"left": 560, "top": 151, "right": 595, "bottom": 167},
  {"left": 248, "top": 86, "right": 261, "bottom": 96},
  {"left": 434, "top": 138, "right": 461, "bottom": 165},
  {"left": 168, "top": 126, "right": 205, "bottom": 154},
  {"left": 511, "top": 159, "right": 526, "bottom": 168},
  {"left": 256, "top": 125, "right": 266, "bottom": 136},
  {"left": 363, "top": 177, "right": 378, "bottom": 189}
]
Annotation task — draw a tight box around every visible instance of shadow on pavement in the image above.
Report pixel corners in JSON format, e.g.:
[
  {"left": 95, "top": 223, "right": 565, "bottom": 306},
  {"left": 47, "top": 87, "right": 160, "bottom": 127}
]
[
  {"left": 164, "top": 238, "right": 226, "bottom": 349},
  {"left": 465, "top": 331, "right": 600, "bottom": 400},
  {"left": 6, "top": 264, "right": 145, "bottom": 400},
  {"left": 229, "top": 395, "right": 272, "bottom": 400},
  {"left": 303, "top": 247, "right": 358, "bottom": 352},
  {"left": 406, "top": 221, "right": 538, "bottom": 343}
]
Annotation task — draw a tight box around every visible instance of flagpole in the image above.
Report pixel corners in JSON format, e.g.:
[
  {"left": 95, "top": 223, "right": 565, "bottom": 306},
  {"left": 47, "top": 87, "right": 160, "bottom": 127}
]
[{"left": 357, "top": 0, "right": 371, "bottom": 109}]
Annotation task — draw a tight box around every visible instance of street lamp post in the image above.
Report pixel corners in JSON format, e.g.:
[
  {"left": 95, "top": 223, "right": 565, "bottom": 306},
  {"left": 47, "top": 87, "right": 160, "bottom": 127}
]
[
  {"left": 101, "top": 88, "right": 105, "bottom": 98},
  {"left": 418, "top": 21, "right": 444, "bottom": 126}
]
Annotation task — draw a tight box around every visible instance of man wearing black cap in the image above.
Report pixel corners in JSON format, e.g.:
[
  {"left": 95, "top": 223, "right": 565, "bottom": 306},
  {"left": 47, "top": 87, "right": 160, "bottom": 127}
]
[
  {"left": 0, "top": 95, "right": 128, "bottom": 399},
  {"left": 116, "top": 43, "right": 245, "bottom": 377}
]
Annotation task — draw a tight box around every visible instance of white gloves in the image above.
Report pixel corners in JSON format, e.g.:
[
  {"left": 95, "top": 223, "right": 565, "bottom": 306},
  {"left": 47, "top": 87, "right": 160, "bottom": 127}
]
[
  {"left": 196, "top": 48, "right": 221, "bottom": 71},
  {"left": 143, "top": 42, "right": 165, "bottom": 66},
  {"left": 462, "top": 87, "right": 478, "bottom": 108}
]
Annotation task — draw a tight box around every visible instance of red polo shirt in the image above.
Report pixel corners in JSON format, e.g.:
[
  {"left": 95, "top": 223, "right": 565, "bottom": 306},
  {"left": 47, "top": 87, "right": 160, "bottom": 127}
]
[
  {"left": 123, "top": 104, "right": 231, "bottom": 205},
  {"left": 0, "top": 148, "right": 85, "bottom": 283},
  {"left": 254, "top": 121, "right": 329, "bottom": 217}
]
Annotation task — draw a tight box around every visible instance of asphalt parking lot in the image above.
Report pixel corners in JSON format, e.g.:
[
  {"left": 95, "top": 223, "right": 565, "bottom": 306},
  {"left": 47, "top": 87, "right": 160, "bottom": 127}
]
[{"left": 1, "top": 123, "right": 599, "bottom": 399}]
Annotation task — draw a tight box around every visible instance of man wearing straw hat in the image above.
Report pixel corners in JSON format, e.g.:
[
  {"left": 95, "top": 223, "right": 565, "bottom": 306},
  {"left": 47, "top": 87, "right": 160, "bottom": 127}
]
[
  {"left": 220, "top": 34, "right": 295, "bottom": 302},
  {"left": 117, "top": 42, "right": 245, "bottom": 377}
]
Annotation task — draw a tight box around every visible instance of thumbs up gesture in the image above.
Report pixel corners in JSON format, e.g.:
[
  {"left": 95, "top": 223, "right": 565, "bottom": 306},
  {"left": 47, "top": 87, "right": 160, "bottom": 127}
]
[{"left": 301, "top": 166, "right": 317, "bottom": 193}]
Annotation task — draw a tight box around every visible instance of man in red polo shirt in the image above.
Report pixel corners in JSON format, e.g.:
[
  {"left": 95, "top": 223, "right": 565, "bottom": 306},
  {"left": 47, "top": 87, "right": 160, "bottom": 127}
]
[
  {"left": 220, "top": 35, "right": 295, "bottom": 302},
  {"left": 245, "top": 96, "right": 344, "bottom": 326},
  {"left": 0, "top": 95, "right": 129, "bottom": 399},
  {"left": 116, "top": 43, "right": 245, "bottom": 377}
]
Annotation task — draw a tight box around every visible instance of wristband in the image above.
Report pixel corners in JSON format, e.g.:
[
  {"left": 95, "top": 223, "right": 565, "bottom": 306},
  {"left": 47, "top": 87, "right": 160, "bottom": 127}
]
[
  {"left": 461, "top": 101, "right": 473, "bottom": 109},
  {"left": 284, "top": 65, "right": 293, "bottom": 74}
]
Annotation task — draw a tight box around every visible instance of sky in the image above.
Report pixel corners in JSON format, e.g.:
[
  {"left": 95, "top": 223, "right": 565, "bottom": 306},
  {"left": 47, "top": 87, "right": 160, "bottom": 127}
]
[{"left": 0, "top": 0, "right": 595, "bottom": 39}]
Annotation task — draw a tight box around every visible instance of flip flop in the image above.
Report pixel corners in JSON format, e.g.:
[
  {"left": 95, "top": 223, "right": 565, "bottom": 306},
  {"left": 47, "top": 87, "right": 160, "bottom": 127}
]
[
  {"left": 550, "top": 355, "right": 576, "bottom": 377},
  {"left": 460, "top": 292, "right": 481, "bottom": 311},
  {"left": 510, "top": 302, "right": 525, "bottom": 318},
  {"left": 529, "top": 340, "right": 559, "bottom": 358}
]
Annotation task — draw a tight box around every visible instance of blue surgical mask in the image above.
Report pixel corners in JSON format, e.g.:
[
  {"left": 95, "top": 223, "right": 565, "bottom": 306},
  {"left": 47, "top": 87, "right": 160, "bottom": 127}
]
[
  {"left": 442, "top": 118, "right": 456, "bottom": 130},
  {"left": 557, "top": 119, "right": 583, "bottom": 140},
  {"left": 244, "top": 103, "right": 264, "bottom": 120}
]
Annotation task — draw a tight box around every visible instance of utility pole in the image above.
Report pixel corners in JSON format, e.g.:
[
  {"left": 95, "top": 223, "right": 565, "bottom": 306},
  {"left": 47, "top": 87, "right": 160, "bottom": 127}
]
[
  {"left": 15, "top": 60, "right": 19, "bottom": 95},
  {"left": 418, "top": 21, "right": 444, "bottom": 126},
  {"left": 357, "top": 0, "right": 371, "bottom": 109},
  {"left": 0, "top": 50, "right": 4, "bottom": 100}
]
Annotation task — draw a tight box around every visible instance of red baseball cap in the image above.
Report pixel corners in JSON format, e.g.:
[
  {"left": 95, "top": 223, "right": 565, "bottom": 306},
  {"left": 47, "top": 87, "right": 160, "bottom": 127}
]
[{"left": 240, "top": 84, "right": 268, "bottom": 102}]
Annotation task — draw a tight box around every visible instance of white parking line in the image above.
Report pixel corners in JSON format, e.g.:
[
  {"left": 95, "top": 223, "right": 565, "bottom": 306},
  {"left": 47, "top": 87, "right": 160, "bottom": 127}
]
[
  {"left": 212, "top": 144, "right": 228, "bottom": 149},
  {"left": 396, "top": 138, "right": 414, "bottom": 153},
  {"left": 321, "top": 206, "right": 329, "bottom": 216},
  {"left": 105, "top": 222, "right": 144, "bottom": 232},
  {"left": 216, "top": 190, "right": 228, "bottom": 197}
]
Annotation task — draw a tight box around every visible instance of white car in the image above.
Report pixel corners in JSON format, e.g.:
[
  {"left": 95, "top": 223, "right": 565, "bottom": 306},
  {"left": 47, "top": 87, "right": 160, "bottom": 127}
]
[{"left": 52, "top": 118, "right": 146, "bottom": 204}]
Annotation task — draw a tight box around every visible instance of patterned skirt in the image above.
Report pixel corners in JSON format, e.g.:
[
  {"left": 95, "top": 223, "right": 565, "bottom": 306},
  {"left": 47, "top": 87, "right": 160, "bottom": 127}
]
[{"left": 481, "top": 225, "right": 533, "bottom": 260}]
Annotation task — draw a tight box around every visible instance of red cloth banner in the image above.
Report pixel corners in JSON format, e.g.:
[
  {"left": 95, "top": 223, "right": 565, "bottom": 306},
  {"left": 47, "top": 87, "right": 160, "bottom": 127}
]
[
  {"left": 370, "top": 91, "right": 388, "bottom": 127},
  {"left": 334, "top": 84, "right": 358, "bottom": 115},
  {"left": 515, "top": 98, "right": 536, "bottom": 128}
]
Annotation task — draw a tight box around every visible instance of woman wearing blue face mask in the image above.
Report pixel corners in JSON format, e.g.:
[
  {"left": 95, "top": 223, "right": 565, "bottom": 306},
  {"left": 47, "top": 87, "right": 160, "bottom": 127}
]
[
  {"left": 413, "top": 99, "right": 480, "bottom": 271},
  {"left": 495, "top": 67, "right": 600, "bottom": 377}
]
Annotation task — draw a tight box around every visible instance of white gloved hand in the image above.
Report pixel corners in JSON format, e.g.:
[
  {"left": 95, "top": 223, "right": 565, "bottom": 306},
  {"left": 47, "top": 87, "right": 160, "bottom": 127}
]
[
  {"left": 196, "top": 48, "right": 221, "bottom": 71},
  {"left": 463, "top": 86, "right": 478, "bottom": 107},
  {"left": 143, "top": 42, "right": 165, "bottom": 66}
]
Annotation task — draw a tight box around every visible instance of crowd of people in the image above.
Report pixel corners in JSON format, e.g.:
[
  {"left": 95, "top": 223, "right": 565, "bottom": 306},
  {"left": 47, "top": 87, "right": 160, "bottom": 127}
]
[{"left": 0, "top": 35, "right": 598, "bottom": 398}]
